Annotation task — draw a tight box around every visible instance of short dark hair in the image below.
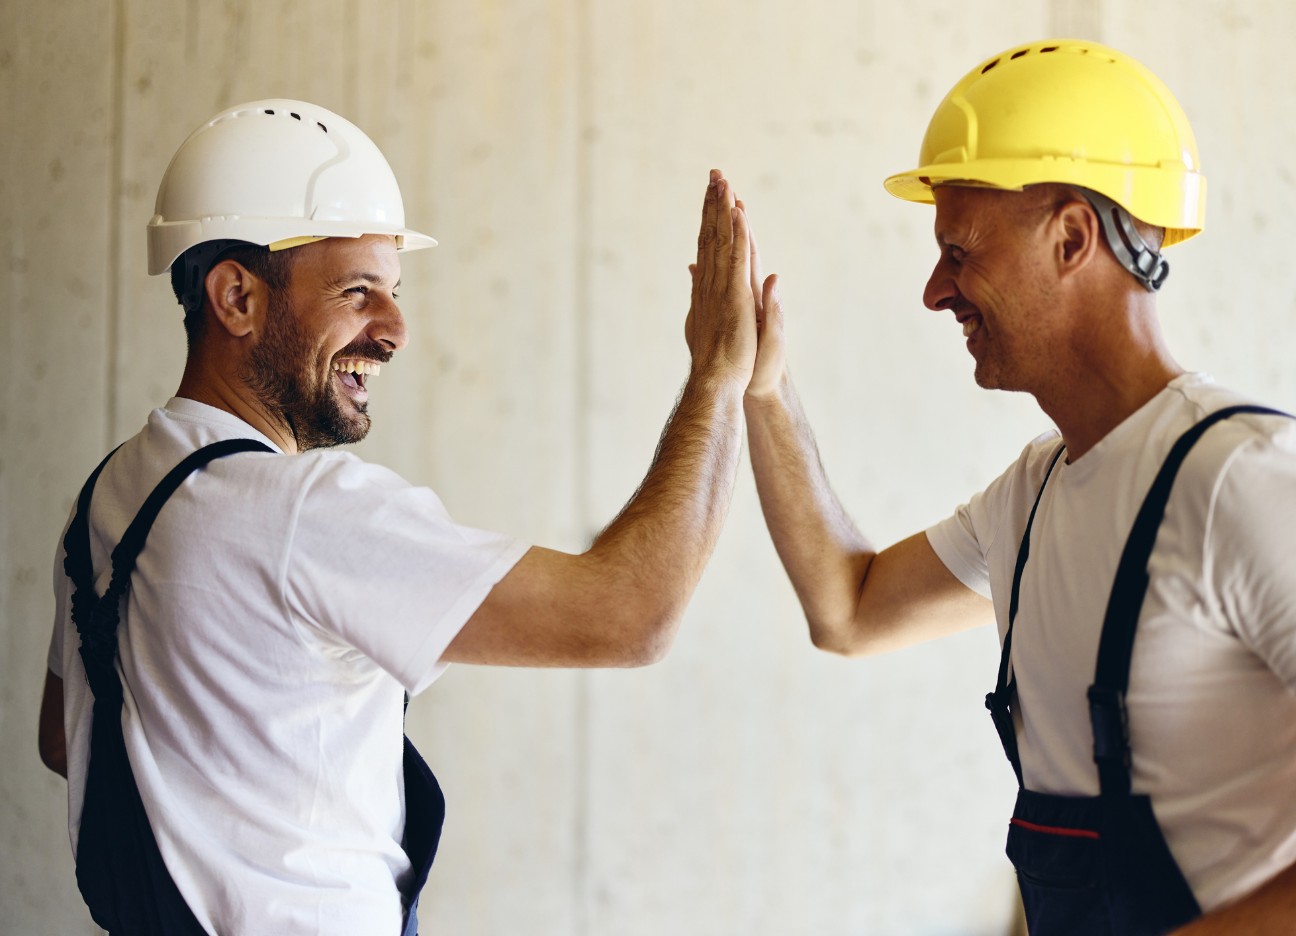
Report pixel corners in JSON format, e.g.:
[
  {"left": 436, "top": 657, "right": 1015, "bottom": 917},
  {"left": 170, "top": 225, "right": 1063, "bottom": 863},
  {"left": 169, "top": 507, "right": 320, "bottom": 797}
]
[{"left": 171, "top": 242, "right": 295, "bottom": 350}]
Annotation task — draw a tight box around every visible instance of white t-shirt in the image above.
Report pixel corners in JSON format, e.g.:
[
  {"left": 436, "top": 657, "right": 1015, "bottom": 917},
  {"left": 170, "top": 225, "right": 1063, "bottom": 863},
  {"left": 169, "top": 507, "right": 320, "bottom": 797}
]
[
  {"left": 927, "top": 373, "right": 1296, "bottom": 912},
  {"left": 49, "top": 398, "right": 528, "bottom": 936}
]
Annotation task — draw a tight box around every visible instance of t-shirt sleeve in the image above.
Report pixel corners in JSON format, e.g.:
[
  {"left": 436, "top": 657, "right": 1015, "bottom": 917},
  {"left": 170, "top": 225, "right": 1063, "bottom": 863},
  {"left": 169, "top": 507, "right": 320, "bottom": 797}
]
[
  {"left": 926, "top": 503, "right": 993, "bottom": 599},
  {"left": 1206, "top": 427, "right": 1296, "bottom": 692},
  {"left": 925, "top": 433, "right": 1063, "bottom": 601},
  {"left": 285, "top": 455, "right": 529, "bottom": 696}
]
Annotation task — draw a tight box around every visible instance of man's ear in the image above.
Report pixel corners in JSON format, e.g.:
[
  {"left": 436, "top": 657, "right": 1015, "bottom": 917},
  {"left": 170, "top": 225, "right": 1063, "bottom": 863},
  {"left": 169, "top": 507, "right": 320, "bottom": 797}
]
[
  {"left": 204, "top": 259, "right": 266, "bottom": 338},
  {"left": 1054, "top": 198, "right": 1100, "bottom": 279}
]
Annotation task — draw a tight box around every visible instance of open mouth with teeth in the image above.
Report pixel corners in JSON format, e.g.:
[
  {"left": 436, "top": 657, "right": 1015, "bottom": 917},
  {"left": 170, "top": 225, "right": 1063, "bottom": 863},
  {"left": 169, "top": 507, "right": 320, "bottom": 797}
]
[{"left": 332, "top": 359, "right": 381, "bottom": 394}]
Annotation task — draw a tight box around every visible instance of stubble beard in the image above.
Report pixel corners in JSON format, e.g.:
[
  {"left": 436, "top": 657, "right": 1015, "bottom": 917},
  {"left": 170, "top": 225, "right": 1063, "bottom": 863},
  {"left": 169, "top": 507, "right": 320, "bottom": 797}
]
[
  {"left": 243, "top": 291, "right": 372, "bottom": 451},
  {"left": 971, "top": 335, "right": 1043, "bottom": 397}
]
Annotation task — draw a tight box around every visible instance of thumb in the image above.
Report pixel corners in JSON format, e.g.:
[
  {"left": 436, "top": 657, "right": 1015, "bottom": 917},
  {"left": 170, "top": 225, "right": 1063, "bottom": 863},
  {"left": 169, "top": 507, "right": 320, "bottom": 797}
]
[{"left": 761, "top": 273, "right": 782, "bottom": 334}]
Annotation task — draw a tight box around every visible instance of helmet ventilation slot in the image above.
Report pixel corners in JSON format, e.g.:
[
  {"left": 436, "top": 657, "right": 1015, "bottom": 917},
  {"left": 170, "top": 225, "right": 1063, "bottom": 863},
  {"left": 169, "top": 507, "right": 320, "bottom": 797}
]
[{"left": 257, "top": 107, "right": 329, "bottom": 134}]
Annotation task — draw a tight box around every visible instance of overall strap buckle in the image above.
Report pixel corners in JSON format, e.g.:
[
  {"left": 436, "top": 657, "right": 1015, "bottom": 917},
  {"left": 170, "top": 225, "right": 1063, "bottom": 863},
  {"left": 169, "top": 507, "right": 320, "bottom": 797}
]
[
  {"left": 986, "top": 686, "right": 1024, "bottom": 787},
  {"left": 1090, "top": 404, "right": 1293, "bottom": 796},
  {"left": 1087, "top": 684, "right": 1131, "bottom": 796}
]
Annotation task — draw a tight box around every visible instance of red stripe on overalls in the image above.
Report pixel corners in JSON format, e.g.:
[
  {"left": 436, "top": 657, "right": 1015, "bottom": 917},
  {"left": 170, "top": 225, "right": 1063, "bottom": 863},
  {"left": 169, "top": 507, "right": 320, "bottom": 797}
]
[{"left": 1010, "top": 817, "right": 1101, "bottom": 840}]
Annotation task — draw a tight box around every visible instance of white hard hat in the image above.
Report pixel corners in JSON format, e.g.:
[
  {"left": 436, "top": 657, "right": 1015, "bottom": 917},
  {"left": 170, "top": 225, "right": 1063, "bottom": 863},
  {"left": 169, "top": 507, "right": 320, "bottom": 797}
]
[{"left": 147, "top": 99, "right": 436, "bottom": 276}]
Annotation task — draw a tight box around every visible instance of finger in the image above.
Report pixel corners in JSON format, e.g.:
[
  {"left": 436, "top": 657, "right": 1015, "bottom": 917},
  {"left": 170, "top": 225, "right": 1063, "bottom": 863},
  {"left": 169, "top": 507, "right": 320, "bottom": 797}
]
[
  {"left": 713, "top": 178, "right": 738, "bottom": 281},
  {"left": 685, "top": 263, "right": 699, "bottom": 347},
  {"left": 696, "top": 171, "right": 723, "bottom": 287},
  {"left": 736, "top": 198, "right": 764, "bottom": 320},
  {"left": 761, "top": 273, "right": 781, "bottom": 335},
  {"left": 696, "top": 172, "right": 718, "bottom": 255},
  {"left": 728, "top": 203, "right": 751, "bottom": 290},
  {"left": 704, "top": 170, "right": 726, "bottom": 250}
]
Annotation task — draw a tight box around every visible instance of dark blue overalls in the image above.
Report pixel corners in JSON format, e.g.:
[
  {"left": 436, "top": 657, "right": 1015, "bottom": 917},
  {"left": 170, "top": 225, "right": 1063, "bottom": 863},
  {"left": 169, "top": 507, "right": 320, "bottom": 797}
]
[
  {"left": 985, "top": 405, "right": 1288, "bottom": 935},
  {"left": 64, "top": 440, "right": 446, "bottom": 936}
]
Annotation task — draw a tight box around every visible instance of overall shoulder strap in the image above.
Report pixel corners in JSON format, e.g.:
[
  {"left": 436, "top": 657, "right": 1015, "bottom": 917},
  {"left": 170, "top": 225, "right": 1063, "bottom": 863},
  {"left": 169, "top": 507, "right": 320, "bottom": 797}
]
[
  {"left": 108, "top": 439, "right": 274, "bottom": 584},
  {"left": 63, "top": 446, "right": 123, "bottom": 596},
  {"left": 70, "top": 438, "right": 275, "bottom": 701},
  {"left": 1089, "top": 404, "right": 1293, "bottom": 796},
  {"left": 985, "top": 441, "right": 1067, "bottom": 786}
]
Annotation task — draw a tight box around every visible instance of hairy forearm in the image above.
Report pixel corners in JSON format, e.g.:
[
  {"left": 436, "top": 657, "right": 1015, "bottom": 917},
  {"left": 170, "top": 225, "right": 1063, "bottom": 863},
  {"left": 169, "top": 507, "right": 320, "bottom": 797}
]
[
  {"left": 446, "top": 171, "right": 756, "bottom": 670},
  {"left": 585, "top": 367, "right": 747, "bottom": 656},
  {"left": 745, "top": 374, "right": 874, "bottom": 651},
  {"left": 1172, "top": 862, "right": 1296, "bottom": 935}
]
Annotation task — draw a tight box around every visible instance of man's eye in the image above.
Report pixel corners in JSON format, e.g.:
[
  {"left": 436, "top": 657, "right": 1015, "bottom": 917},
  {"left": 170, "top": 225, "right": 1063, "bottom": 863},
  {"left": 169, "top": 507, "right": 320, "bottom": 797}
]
[{"left": 345, "top": 286, "right": 369, "bottom": 297}]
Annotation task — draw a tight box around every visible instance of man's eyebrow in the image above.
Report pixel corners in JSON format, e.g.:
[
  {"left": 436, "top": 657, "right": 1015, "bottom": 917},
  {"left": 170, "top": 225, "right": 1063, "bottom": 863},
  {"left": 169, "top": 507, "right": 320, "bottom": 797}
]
[{"left": 333, "top": 272, "right": 401, "bottom": 289}]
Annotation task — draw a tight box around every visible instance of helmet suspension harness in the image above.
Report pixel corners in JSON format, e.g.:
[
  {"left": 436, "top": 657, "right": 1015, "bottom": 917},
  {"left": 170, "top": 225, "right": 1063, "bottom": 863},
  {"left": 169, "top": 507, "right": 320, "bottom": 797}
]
[{"left": 1081, "top": 189, "right": 1171, "bottom": 292}]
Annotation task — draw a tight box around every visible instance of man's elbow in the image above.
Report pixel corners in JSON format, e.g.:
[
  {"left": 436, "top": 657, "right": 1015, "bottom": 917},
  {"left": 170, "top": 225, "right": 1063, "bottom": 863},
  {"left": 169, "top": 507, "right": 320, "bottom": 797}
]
[
  {"left": 808, "top": 625, "right": 859, "bottom": 657},
  {"left": 631, "top": 616, "right": 678, "bottom": 666},
  {"left": 806, "top": 614, "right": 885, "bottom": 659},
  {"left": 596, "top": 604, "right": 681, "bottom": 668}
]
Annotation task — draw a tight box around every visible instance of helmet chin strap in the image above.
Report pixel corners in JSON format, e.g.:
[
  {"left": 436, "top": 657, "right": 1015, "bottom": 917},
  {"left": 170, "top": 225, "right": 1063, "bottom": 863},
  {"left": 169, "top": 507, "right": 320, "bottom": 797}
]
[{"left": 1080, "top": 189, "right": 1170, "bottom": 292}]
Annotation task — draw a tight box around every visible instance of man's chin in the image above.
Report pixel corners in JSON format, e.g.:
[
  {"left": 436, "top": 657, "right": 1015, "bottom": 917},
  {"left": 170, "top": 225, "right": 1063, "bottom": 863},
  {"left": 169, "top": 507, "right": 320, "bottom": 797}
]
[
  {"left": 294, "top": 405, "right": 372, "bottom": 451},
  {"left": 326, "top": 418, "right": 371, "bottom": 448},
  {"left": 972, "top": 360, "right": 997, "bottom": 390},
  {"left": 972, "top": 365, "right": 1032, "bottom": 396}
]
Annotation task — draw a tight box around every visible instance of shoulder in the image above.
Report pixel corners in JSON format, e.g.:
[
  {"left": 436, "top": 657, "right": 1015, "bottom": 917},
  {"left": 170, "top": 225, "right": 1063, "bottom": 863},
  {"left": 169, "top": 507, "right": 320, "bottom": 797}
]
[
  {"left": 1159, "top": 373, "right": 1294, "bottom": 440},
  {"left": 1151, "top": 378, "right": 1296, "bottom": 591},
  {"left": 1158, "top": 376, "right": 1296, "bottom": 493},
  {"left": 278, "top": 451, "right": 469, "bottom": 539},
  {"left": 978, "top": 429, "right": 1067, "bottom": 518},
  {"left": 926, "top": 428, "right": 1063, "bottom": 583},
  {"left": 284, "top": 450, "right": 429, "bottom": 505}
]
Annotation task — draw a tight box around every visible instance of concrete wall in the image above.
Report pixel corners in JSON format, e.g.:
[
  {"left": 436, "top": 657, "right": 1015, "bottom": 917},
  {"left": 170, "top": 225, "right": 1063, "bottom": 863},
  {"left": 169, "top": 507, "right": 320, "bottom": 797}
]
[{"left": 3, "top": 1, "right": 1293, "bottom": 933}]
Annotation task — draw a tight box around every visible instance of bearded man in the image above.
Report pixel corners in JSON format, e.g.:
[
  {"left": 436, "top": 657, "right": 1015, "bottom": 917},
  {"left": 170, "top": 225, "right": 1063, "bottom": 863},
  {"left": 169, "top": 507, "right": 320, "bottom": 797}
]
[{"left": 39, "top": 100, "right": 758, "bottom": 936}]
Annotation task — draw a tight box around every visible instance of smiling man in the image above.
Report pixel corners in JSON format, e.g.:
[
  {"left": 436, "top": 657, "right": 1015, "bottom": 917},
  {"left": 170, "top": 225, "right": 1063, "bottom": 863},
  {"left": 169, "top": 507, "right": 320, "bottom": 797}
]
[
  {"left": 743, "top": 40, "right": 1296, "bottom": 935},
  {"left": 38, "top": 100, "right": 758, "bottom": 935}
]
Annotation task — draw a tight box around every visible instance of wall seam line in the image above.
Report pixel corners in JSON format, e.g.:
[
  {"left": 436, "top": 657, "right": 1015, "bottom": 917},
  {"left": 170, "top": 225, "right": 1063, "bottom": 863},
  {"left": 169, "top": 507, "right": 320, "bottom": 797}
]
[
  {"left": 105, "top": 0, "right": 127, "bottom": 450},
  {"left": 572, "top": 0, "right": 594, "bottom": 932}
]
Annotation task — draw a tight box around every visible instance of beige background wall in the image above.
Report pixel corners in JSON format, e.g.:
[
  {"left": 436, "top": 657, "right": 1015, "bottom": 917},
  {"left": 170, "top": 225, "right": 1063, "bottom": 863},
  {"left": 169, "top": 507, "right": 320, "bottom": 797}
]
[{"left": 3, "top": 1, "right": 1293, "bottom": 933}]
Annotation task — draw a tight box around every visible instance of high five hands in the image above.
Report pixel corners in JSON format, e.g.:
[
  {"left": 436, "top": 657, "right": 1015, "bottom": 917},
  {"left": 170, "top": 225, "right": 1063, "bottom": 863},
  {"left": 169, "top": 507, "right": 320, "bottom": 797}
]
[{"left": 686, "top": 169, "right": 784, "bottom": 399}]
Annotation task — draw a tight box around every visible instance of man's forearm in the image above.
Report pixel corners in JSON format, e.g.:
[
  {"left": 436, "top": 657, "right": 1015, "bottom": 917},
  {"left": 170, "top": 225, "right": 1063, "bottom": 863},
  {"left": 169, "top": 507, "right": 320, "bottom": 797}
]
[
  {"left": 587, "top": 368, "right": 746, "bottom": 654},
  {"left": 444, "top": 172, "right": 755, "bottom": 669},
  {"left": 745, "top": 373, "right": 875, "bottom": 651},
  {"left": 1173, "top": 861, "right": 1296, "bottom": 935}
]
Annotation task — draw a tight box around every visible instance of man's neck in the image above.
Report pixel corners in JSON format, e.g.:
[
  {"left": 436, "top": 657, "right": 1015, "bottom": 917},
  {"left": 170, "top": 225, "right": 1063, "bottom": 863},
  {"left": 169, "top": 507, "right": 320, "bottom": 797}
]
[
  {"left": 1032, "top": 289, "right": 1184, "bottom": 461},
  {"left": 1038, "top": 362, "right": 1184, "bottom": 461},
  {"left": 176, "top": 358, "right": 298, "bottom": 454}
]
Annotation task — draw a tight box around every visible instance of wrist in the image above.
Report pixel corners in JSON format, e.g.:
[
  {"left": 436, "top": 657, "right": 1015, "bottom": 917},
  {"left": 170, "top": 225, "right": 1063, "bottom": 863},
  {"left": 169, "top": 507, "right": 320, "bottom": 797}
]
[
  {"left": 686, "top": 358, "right": 752, "bottom": 402},
  {"left": 743, "top": 369, "right": 792, "bottom": 409}
]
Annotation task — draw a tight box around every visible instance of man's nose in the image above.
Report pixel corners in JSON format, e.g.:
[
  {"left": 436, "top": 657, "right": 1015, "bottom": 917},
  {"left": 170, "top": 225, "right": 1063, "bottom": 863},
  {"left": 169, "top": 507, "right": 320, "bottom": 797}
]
[
  {"left": 923, "top": 259, "right": 959, "bottom": 312},
  {"left": 371, "top": 297, "right": 408, "bottom": 351}
]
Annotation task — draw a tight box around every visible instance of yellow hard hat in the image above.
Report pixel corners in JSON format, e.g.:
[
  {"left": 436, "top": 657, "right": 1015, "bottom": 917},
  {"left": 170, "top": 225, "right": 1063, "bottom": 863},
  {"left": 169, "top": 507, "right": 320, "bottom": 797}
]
[{"left": 883, "top": 39, "right": 1205, "bottom": 247}]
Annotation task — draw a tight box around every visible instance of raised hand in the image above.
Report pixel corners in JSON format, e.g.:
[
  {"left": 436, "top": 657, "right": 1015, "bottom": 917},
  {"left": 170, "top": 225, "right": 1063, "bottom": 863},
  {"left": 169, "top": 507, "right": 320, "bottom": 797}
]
[
  {"left": 735, "top": 197, "right": 784, "bottom": 401},
  {"left": 685, "top": 170, "right": 757, "bottom": 386}
]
